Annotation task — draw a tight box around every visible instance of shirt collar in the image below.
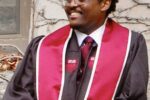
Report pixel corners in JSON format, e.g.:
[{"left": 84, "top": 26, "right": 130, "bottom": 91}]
[{"left": 75, "top": 19, "right": 107, "bottom": 46}]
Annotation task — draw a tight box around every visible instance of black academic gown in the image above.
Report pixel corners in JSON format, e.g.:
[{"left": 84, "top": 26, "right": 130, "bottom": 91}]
[{"left": 3, "top": 31, "right": 149, "bottom": 100}]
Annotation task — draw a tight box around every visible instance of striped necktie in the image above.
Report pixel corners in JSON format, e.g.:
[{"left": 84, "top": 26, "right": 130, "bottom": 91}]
[
  {"left": 80, "top": 36, "right": 94, "bottom": 63},
  {"left": 77, "top": 36, "right": 94, "bottom": 83}
]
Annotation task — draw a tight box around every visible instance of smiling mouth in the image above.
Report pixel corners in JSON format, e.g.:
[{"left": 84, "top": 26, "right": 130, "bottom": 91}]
[
  {"left": 68, "top": 10, "right": 83, "bottom": 19},
  {"left": 70, "top": 12, "right": 81, "bottom": 18}
]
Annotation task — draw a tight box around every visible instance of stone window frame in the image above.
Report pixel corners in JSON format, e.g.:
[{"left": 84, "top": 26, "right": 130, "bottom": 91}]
[{"left": 0, "top": 0, "right": 31, "bottom": 52}]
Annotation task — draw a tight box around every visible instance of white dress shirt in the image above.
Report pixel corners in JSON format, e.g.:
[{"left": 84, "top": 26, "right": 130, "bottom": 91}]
[{"left": 75, "top": 19, "right": 107, "bottom": 47}]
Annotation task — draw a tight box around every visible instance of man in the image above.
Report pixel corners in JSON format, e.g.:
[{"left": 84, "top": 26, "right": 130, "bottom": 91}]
[{"left": 3, "top": 0, "right": 149, "bottom": 100}]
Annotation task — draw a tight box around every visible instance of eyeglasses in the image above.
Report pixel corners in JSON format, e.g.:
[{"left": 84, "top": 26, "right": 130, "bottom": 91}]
[{"left": 62, "top": 0, "right": 85, "bottom": 5}]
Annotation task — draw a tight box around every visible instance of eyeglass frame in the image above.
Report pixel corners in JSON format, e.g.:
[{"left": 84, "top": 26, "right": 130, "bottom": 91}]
[{"left": 62, "top": 0, "right": 87, "bottom": 6}]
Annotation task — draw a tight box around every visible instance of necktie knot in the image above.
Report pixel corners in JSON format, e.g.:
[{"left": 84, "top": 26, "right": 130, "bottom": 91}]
[{"left": 83, "top": 36, "right": 94, "bottom": 45}]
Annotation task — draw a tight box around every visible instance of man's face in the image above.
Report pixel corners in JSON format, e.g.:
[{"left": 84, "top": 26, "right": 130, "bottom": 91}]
[{"left": 64, "top": 0, "right": 107, "bottom": 34}]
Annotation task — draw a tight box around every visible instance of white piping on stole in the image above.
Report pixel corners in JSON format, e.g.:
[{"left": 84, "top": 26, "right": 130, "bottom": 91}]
[
  {"left": 36, "top": 37, "right": 45, "bottom": 100},
  {"left": 58, "top": 29, "right": 73, "bottom": 100},
  {"left": 111, "top": 30, "right": 132, "bottom": 100}
]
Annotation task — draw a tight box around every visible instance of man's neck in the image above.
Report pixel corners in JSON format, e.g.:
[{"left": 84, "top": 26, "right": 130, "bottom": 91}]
[{"left": 75, "top": 18, "right": 108, "bottom": 35}]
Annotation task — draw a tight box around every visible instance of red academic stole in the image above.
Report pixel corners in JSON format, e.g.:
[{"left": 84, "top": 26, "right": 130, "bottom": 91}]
[{"left": 37, "top": 19, "right": 130, "bottom": 100}]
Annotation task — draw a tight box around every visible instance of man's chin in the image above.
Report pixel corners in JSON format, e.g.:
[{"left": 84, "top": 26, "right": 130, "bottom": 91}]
[
  {"left": 69, "top": 23, "right": 81, "bottom": 29},
  {"left": 69, "top": 21, "right": 86, "bottom": 31}
]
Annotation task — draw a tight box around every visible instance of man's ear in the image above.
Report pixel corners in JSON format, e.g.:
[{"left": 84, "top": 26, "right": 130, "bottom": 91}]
[{"left": 100, "top": 0, "right": 111, "bottom": 11}]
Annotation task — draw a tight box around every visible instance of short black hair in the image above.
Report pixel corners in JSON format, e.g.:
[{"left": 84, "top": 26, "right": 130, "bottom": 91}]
[
  {"left": 107, "top": 0, "right": 118, "bottom": 15},
  {"left": 98, "top": 0, "right": 118, "bottom": 15}
]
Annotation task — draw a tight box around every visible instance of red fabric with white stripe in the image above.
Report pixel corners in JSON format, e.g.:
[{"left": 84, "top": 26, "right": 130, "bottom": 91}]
[
  {"left": 87, "top": 19, "right": 129, "bottom": 100},
  {"left": 38, "top": 19, "right": 129, "bottom": 100},
  {"left": 38, "top": 25, "right": 70, "bottom": 100}
]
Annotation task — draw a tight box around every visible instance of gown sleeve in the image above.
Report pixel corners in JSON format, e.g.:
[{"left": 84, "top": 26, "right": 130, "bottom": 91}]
[
  {"left": 115, "top": 32, "right": 149, "bottom": 100},
  {"left": 3, "top": 36, "right": 44, "bottom": 100}
]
